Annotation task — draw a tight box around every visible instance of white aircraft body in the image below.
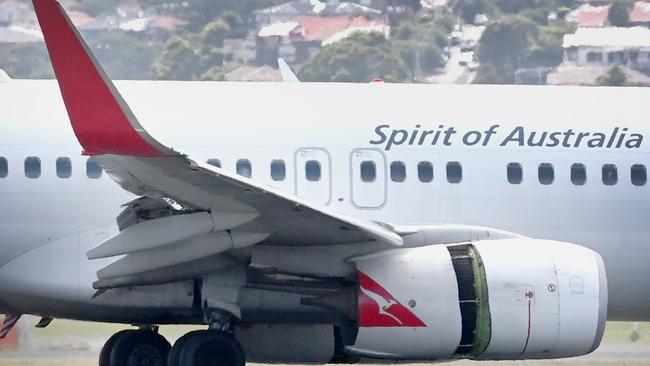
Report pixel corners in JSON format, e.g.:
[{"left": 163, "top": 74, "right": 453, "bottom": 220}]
[{"left": 0, "top": 1, "right": 648, "bottom": 365}]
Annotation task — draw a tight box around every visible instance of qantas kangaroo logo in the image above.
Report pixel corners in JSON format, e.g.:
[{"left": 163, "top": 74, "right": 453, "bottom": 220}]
[{"left": 358, "top": 272, "right": 426, "bottom": 327}]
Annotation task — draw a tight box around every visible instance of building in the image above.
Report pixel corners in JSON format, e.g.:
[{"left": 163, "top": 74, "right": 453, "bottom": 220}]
[
  {"left": 566, "top": 4, "right": 609, "bottom": 28},
  {"left": 562, "top": 27, "right": 650, "bottom": 73},
  {"left": 629, "top": 1, "right": 650, "bottom": 27}
]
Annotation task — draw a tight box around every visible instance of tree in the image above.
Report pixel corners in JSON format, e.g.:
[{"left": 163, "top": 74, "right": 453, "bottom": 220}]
[
  {"left": 0, "top": 43, "right": 53, "bottom": 78},
  {"left": 71, "top": 0, "right": 113, "bottom": 17},
  {"left": 201, "top": 19, "right": 231, "bottom": 47},
  {"left": 298, "top": 32, "right": 410, "bottom": 83},
  {"left": 476, "top": 16, "right": 539, "bottom": 82},
  {"left": 152, "top": 37, "right": 201, "bottom": 80},
  {"left": 454, "top": 0, "right": 489, "bottom": 24},
  {"left": 608, "top": 0, "right": 634, "bottom": 27},
  {"left": 596, "top": 66, "right": 627, "bottom": 86},
  {"left": 90, "top": 32, "right": 162, "bottom": 80}
]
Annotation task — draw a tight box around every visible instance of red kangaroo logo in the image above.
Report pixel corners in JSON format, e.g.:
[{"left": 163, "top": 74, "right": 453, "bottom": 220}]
[{"left": 358, "top": 272, "right": 426, "bottom": 327}]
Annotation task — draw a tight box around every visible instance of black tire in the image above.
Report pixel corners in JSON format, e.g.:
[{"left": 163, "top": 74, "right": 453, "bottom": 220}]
[
  {"left": 178, "top": 330, "right": 245, "bottom": 366},
  {"left": 167, "top": 330, "right": 204, "bottom": 366},
  {"left": 109, "top": 330, "right": 171, "bottom": 366},
  {"left": 99, "top": 330, "right": 135, "bottom": 366}
]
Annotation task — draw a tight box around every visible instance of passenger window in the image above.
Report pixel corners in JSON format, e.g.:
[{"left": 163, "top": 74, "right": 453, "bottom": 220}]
[
  {"left": 305, "top": 160, "right": 321, "bottom": 182},
  {"left": 418, "top": 161, "right": 433, "bottom": 183},
  {"left": 87, "top": 158, "right": 103, "bottom": 179},
  {"left": 570, "top": 163, "right": 586, "bottom": 186},
  {"left": 390, "top": 161, "right": 406, "bottom": 182},
  {"left": 236, "top": 159, "right": 252, "bottom": 178},
  {"left": 631, "top": 164, "right": 647, "bottom": 186},
  {"left": 360, "top": 161, "right": 376, "bottom": 182},
  {"left": 507, "top": 163, "right": 522, "bottom": 184},
  {"left": 270, "top": 160, "right": 286, "bottom": 181},
  {"left": 56, "top": 157, "right": 72, "bottom": 179},
  {"left": 0, "top": 157, "right": 7, "bottom": 178},
  {"left": 24, "top": 157, "right": 41, "bottom": 179},
  {"left": 602, "top": 164, "right": 617, "bottom": 185},
  {"left": 538, "top": 163, "right": 554, "bottom": 185},
  {"left": 446, "top": 161, "right": 462, "bottom": 184},
  {"left": 207, "top": 159, "right": 221, "bottom": 168}
]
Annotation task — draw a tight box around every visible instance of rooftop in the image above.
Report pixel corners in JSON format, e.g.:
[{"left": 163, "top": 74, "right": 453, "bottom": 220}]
[{"left": 563, "top": 27, "right": 650, "bottom": 48}]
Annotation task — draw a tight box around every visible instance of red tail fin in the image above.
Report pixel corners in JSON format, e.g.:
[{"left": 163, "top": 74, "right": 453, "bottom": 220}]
[{"left": 32, "top": 0, "right": 173, "bottom": 157}]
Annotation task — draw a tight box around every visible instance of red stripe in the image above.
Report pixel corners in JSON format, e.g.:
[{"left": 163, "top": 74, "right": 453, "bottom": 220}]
[
  {"left": 520, "top": 300, "right": 532, "bottom": 355},
  {"left": 33, "top": 0, "right": 167, "bottom": 157}
]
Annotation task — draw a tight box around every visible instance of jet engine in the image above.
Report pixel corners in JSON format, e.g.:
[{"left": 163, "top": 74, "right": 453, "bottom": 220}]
[{"left": 347, "top": 239, "right": 607, "bottom": 360}]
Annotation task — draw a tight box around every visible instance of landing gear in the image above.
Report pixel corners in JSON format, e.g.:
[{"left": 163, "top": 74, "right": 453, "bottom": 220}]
[
  {"left": 100, "top": 329, "right": 171, "bottom": 366},
  {"left": 169, "top": 330, "right": 245, "bottom": 366}
]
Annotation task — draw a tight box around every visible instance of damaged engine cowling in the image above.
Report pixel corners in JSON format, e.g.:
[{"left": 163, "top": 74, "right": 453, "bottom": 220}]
[{"left": 347, "top": 239, "right": 607, "bottom": 360}]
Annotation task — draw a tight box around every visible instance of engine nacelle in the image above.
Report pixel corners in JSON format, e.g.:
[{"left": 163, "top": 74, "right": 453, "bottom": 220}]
[{"left": 349, "top": 239, "right": 607, "bottom": 360}]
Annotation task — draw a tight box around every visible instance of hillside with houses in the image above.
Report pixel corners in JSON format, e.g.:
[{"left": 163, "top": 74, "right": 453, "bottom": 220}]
[{"left": 0, "top": 0, "right": 649, "bottom": 86}]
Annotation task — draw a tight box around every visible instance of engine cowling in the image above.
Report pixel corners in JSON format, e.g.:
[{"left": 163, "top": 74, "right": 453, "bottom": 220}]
[{"left": 349, "top": 239, "right": 607, "bottom": 360}]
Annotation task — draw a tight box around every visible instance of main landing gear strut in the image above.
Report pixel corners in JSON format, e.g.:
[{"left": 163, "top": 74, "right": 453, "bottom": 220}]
[{"left": 100, "top": 327, "right": 245, "bottom": 366}]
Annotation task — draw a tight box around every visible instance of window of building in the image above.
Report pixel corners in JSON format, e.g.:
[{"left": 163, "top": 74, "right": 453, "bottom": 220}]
[
  {"left": 607, "top": 51, "right": 624, "bottom": 64},
  {"left": 305, "top": 160, "right": 321, "bottom": 182},
  {"left": 270, "top": 160, "right": 286, "bottom": 181},
  {"left": 360, "top": 161, "right": 376, "bottom": 182},
  {"left": 56, "top": 157, "right": 72, "bottom": 179},
  {"left": 538, "top": 163, "right": 554, "bottom": 185},
  {"left": 417, "top": 161, "right": 433, "bottom": 183},
  {"left": 602, "top": 164, "right": 617, "bottom": 185},
  {"left": 507, "top": 163, "right": 522, "bottom": 184},
  {"left": 86, "top": 157, "right": 103, "bottom": 179},
  {"left": 390, "top": 161, "right": 406, "bottom": 182},
  {"left": 0, "top": 157, "right": 7, "bottom": 178},
  {"left": 207, "top": 159, "right": 221, "bottom": 168},
  {"left": 25, "top": 157, "right": 41, "bottom": 179},
  {"left": 236, "top": 159, "right": 252, "bottom": 178},
  {"left": 446, "top": 161, "right": 462, "bottom": 184},
  {"left": 631, "top": 164, "right": 647, "bottom": 186},
  {"left": 570, "top": 163, "right": 586, "bottom": 186},
  {"left": 587, "top": 51, "right": 603, "bottom": 63},
  {"left": 565, "top": 48, "right": 578, "bottom": 62}
]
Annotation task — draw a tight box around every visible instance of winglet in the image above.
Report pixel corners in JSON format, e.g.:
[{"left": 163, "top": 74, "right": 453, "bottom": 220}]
[
  {"left": 32, "top": 0, "right": 174, "bottom": 157},
  {"left": 278, "top": 59, "right": 300, "bottom": 83}
]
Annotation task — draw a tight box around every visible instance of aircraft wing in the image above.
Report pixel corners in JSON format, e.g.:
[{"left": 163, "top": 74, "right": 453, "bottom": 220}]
[{"left": 33, "top": 0, "right": 403, "bottom": 288}]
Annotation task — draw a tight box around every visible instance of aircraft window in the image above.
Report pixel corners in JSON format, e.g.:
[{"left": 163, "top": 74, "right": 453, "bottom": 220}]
[
  {"left": 507, "top": 163, "right": 522, "bottom": 184},
  {"left": 270, "top": 160, "right": 286, "bottom": 181},
  {"left": 570, "top": 163, "right": 586, "bottom": 186},
  {"left": 24, "top": 157, "right": 41, "bottom": 179},
  {"left": 0, "top": 157, "right": 7, "bottom": 178},
  {"left": 236, "top": 159, "right": 252, "bottom": 178},
  {"left": 602, "top": 164, "right": 617, "bottom": 185},
  {"left": 86, "top": 157, "right": 103, "bottom": 179},
  {"left": 207, "top": 159, "right": 221, "bottom": 168},
  {"left": 305, "top": 160, "right": 321, "bottom": 182},
  {"left": 56, "top": 157, "right": 72, "bottom": 179},
  {"left": 538, "top": 163, "right": 554, "bottom": 185},
  {"left": 360, "top": 161, "right": 376, "bottom": 182},
  {"left": 390, "top": 161, "right": 406, "bottom": 182},
  {"left": 418, "top": 161, "right": 433, "bottom": 183},
  {"left": 446, "top": 161, "right": 462, "bottom": 184},
  {"left": 631, "top": 164, "right": 647, "bottom": 186}
]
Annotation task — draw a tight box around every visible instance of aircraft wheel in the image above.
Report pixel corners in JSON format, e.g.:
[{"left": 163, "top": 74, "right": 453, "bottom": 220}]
[
  {"left": 99, "top": 330, "right": 135, "bottom": 366},
  {"left": 178, "top": 330, "right": 245, "bottom": 366},
  {"left": 168, "top": 330, "right": 203, "bottom": 366},
  {"left": 110, "top": 329, "right": 171, "bottom": 366}
]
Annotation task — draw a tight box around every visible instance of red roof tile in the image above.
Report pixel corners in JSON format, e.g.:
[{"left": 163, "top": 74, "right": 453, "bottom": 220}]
[
  {"left": 567, "top": 4, "right": 609, "bottom": 27},
  {"left": 630, "top": 1, "right": 650, "bottom": 23}
]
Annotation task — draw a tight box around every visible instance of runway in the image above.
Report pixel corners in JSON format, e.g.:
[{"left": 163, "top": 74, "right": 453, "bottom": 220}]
[{"left": 0, "top": 317, "right": 649, "bottom": 365}]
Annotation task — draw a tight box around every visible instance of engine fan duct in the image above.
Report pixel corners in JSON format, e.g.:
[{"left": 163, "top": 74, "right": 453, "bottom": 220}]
[{"left": 348, "top": 239, "right": 607, "bottom": 361}]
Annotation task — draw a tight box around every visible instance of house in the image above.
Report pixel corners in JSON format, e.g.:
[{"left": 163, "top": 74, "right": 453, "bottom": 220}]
[
  {"left": 547, "top": 64, "right": 650, "bottom": 86},
  {"left": 566, "top": 4, "right": 609, "bottom": 28},
  {"left": 562, "top": 27, "right": 650, "bottom": 73},
  {"left": 629, "top": 1, "right": 650, "bottom": 27}
]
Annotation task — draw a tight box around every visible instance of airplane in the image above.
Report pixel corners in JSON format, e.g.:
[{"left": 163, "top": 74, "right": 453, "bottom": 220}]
[{"left": 0, "top": 0, "right": 648, "bottom": 365}]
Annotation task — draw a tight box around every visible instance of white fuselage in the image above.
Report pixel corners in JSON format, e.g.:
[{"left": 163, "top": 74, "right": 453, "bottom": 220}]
[{"left": 0, "top": 80, "right": 648, "bottom": 320}]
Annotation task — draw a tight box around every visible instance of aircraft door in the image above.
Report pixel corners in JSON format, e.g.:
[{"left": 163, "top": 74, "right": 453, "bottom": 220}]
[
  {"left": 295, "top": 148, "right": 332, "bottom": 205},
  {"left": 350, "top": 149, "right": 387, "bottom": 209}
]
